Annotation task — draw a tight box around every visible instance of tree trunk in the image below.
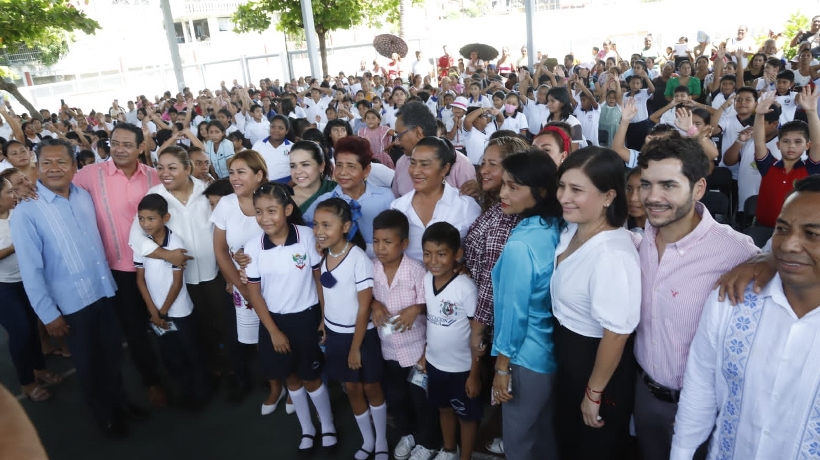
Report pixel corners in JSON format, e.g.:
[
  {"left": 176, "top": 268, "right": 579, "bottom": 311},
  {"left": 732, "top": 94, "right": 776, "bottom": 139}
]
[
  {"left": 399, "top": 0, "right": 411, "bottom": 39},
  {"left": 317, "top": 31, "right": 328, "bottom": 77},
  {"left": 0, "top": 80, "right": 43, "bottom": 121}
]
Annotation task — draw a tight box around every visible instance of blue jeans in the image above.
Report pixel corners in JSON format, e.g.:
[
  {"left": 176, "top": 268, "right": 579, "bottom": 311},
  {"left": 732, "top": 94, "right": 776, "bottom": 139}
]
[
  {"left": 0, "top": 282, "right": 45, "bottom": 386},
  {"left": 63, "top": 297, "right": 126, "bottom": 423}
]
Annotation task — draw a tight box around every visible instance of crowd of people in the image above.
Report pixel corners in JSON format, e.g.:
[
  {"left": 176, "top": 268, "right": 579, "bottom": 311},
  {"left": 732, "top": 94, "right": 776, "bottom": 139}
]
[{"left": 1, "top": 17, "right": 820, "bottom": 460}]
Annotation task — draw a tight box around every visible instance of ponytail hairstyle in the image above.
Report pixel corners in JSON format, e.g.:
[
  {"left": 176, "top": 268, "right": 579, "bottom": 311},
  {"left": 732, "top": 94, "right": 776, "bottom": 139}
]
[
  {"left": 314, "top": 197, "right": 367, "bottom": 252},
  {"left": 251, "top": 182, "right": 305, "bottom": 226}
]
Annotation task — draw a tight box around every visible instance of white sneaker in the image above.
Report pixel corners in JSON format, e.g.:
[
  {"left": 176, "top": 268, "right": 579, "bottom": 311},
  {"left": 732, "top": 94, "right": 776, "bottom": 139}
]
[
  {"left": 431, "top": 449, "right": 458, "bottom": 460},
  {"left": 394, "top": 434, "right": 416, "bottom": 460},
  {"left": 407, "top": 445, "right": 435, "bottom": 460}
]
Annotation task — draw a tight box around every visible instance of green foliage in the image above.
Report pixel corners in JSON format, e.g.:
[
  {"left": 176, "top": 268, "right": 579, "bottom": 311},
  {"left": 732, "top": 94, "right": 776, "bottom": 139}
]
[
  {"left": 233, "top": 0, "right": 403, "bottom": 37},
  {"left": 782, "top": 11, "right": 810, "bottom": 60},
  {"left": 0, "top": 0, "right": 100, "bottom": 65}
]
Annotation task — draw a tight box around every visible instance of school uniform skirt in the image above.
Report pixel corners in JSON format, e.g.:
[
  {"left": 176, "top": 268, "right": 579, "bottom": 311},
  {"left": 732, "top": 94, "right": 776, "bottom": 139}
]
[
  {"left": 257, "top": 304, "right": 324, "bottom": 381},
  {"left": 324, "top": 326, "right": 383, "bottom": 383},
  {"left": 553, "top": 320, "right": 636, "bottom": 460}
]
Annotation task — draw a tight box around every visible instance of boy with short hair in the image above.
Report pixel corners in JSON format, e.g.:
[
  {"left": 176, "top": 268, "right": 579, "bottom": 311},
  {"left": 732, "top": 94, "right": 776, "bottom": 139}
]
[
  {"left": 773, "top": 70, "right": 798, "bottom": 124},
  {"left": 650, "top": 85, "right": 715, "bottom": 127},
  {"left": 753, "top": 87, "right": 820, "bottom": 227},
  {"left": 370, "top": 210, "right": 440, "bottom": 460},
  {"left": 134, "top": 194, "right": 208, "bottom": 410},
  {"left": 715, "top": 86, "right": 759, "bottom": 179},
  {"left": 419, "top": 222, "right": 480, "bottom": 460}
]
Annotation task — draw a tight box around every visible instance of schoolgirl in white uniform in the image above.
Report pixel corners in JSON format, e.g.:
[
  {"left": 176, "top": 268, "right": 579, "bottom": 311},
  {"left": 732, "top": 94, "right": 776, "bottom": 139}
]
[
  {"left": 313, "top": 198, "right": 388, "bottom": 460},
  {"left": 242, "top": 183, "right": 338, "bottom": 456}
]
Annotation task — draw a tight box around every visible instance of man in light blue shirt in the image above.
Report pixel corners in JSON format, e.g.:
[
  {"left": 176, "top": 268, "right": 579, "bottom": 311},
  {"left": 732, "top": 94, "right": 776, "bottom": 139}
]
[{"left": 12, "top": 139, "right": 144, "bottom": 437}]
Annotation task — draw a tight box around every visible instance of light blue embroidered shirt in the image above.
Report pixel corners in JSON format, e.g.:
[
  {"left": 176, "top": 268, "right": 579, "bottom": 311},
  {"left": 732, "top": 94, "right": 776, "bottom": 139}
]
[
  {"left": 11, "top": 182, "right": 117, "bottom": 324},
  {"left": 205, "top": 138, "right": 235, "bottom": 179},
  {"left": 304, "top": 182, "right": 395, "bottom": 245},
  {"left": 491, "top": 216, "right": 560, "bottom": 374}
]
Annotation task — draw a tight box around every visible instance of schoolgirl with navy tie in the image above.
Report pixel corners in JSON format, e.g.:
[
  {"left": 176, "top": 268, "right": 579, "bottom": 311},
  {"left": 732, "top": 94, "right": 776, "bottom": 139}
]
[
  {"left": 242, "top": 183, "right": 338, "bottom": 456},
  {"left": 313, "top": 198, "right": 388, "bottom": 460}
]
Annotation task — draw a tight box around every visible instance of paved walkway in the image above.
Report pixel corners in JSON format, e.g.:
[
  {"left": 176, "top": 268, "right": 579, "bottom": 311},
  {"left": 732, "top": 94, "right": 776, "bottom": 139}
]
[{"left": 0, "top": 330, "right": 507, "bottom": 460}]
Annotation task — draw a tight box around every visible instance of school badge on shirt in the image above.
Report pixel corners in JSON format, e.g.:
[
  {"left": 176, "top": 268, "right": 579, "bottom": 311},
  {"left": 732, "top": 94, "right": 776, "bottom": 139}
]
[
  {"left": 427, "top": 300, "right": 458, "bottom": 327},
  {"left": 293, "top": 253, "right": 307, "bottom": 269}
]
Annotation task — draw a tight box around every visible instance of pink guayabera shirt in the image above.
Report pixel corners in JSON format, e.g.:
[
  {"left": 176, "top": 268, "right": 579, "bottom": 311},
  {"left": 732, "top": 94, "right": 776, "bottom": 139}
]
[{"left": 74, "top": 161, "right": 159, "bottom": 272}]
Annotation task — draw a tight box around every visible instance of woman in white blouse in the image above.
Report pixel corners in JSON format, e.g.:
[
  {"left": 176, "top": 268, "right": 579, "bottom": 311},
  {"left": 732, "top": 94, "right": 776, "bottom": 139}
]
[
  {"left": 390, "top": 137, "right": 481, "bottom": 262},
  {"left": 551, "top": 147, "right": 641, "bottom": 460},
  {"left": 128, "top": 146, "right": 227, "bottom": 389}
]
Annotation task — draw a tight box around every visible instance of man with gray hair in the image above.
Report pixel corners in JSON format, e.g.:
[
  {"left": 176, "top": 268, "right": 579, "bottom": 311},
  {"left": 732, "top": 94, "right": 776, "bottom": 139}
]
[{"left": 12, "top": 138, "right": 145, "bottom": 437}]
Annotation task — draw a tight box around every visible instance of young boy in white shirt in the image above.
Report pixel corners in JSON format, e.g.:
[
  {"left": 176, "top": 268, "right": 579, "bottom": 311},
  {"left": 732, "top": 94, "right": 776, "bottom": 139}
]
[
  {"left": 135, "top": 194, "right": 208, "bottom": 410},
  {"left": 419, "top": 222, "right": 481, "bottom": 460}
]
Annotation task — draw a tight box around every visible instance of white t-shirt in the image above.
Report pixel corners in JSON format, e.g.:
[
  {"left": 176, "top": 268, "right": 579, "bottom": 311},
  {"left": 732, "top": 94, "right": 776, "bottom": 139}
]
[
  {"left": 381, "top": 106, "right": 400, "bottom": 129},
  {"left": 411, "top": 59, "right": 430, "bottom": 77},
  {"left": 466, "top": 96, "right": 492, "bottom": 109},
  {"left": 719, "top": 113, "right": 752, "bottom": 179},
  {"left": 551, "top": 225, "right": 641, "bottom": 338},
  {"left": 390, "top": 183, "right": 481, "bottom": 262},
  {"left": 134, "top": 229, "right": 194, "bottom": 318},
  {"left": 0, "top": 123, "right": 12, "bottom": 141},
  {"left": 500, "top": 112, "right": 529, "bottom": 134},
  {"left": 658, "top": 107, "right": 678, "bottom": 126},
  {"left": 624, "top": 89, "right": 650, "bottom": 123},
  {"left": 243, "top": 117, "right": 270, "bottom": 146},
  {"left": 711, "top": 92, "right": 736, "bottom": 118},
  {"left": 775, "top": 91, "right": 798, "bottom": 125},
  {"left": 462, "top": 126, "right": 490, "bottom": 165},
  {"left": 367, "top": 162, "right": 395, "bottom": 190},
  {"left": 0, "top": 160, "right": 12, "bottom": 173},
  {"left": 0, "top": 210, "right": 20, "bottom": 283},
  {"left": 523, "top": 98, "right": 550, "bottom": 133},
  {"left": 244, "top": 224, "right": 321, "bottom": 315},
  {"left": 321, "top": 246, "right": 375, "bottom": 334},
  {"left": 304, "top": 96, "right": 331, "bottom": 124},
  {"left": 424, "top": 272, "right": 477, "bottom": 373},
  {"left": 253, "top": 138, "right": 293, "bottom": 181},
  {"left": 210, "top": 193, "right": 264, "bottom": 344},
  {"left": 736, "top": 136, "right": 787, "bottom": 208},
  {"left": 573, "top": 106, "right": 601, "bottom": 146}
]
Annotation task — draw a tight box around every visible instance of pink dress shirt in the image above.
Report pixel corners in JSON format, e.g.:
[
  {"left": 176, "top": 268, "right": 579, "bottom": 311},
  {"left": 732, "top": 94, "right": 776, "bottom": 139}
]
[
  {"left": 634, "top": 203, "right": 759, "bottom": 390},
  {"left": 372, "top": 255, "right": 427, "bottom": 368},
  {"left": 74, "top": 161, "right": 159, "bottom": 272},
  {"left": 392, "top": 150, "right": 477, "bottom": 197}
]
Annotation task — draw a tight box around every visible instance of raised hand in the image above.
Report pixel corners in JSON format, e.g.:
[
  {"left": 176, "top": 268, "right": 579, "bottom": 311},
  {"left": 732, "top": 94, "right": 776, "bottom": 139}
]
[
  {"left": 755, "top": 91, "right": 778, "bottom": 115},
  {"left": 797, "top": 85, "right": 819, "bottom": 113},
  {"left": 736, "top": 126, "right": 753, "bottom": 143},
  {"left": 622, "top": 98, "right": 638, "bottom": 122}
]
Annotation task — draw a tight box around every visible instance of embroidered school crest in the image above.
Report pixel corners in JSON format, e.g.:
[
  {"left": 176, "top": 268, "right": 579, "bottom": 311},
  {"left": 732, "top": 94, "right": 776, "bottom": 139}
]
[
  {"left": 293, "top": 253, "right": 307, "bottom": 269},
  {"left": 440, "top": 300, "right": 457, "bottom": 316}
]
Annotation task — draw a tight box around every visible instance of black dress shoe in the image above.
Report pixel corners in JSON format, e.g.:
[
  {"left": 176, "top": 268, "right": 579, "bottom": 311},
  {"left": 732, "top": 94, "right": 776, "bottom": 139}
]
[
  {"left": 99, "top": 418, "right": 129, "bottom": 438},
  {"left": 117, "top": 403, "right": 150, "bottom": 422}
]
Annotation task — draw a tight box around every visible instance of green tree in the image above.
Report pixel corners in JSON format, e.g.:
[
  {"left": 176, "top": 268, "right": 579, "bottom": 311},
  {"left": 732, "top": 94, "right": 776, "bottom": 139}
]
[
  {"left": 0, "top": 0, "right": 101, "bottom": 119},
  {"left": 782, "top": 11, "right": 810, "bottom": 60},
  {"left": 233, "top": 0, "right": 406, "bottom": 76}
]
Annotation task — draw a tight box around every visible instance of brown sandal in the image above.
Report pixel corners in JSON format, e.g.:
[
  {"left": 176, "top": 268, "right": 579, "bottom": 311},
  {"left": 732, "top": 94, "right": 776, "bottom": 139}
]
[
  {"left": 34, "top": 370, "right": 63, "bottom": 385},
  {"left": 23, "top": 386, "right": 51, "bottom": 402}
]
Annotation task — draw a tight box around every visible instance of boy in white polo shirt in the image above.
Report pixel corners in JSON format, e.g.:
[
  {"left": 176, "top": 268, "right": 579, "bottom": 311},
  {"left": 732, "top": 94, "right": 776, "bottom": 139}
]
[
  {"left": 135, "top": 194, "right": 208, "bottom": 410},
  {"left": 419, "top": 222, "right": 480, "bottom": 460}
]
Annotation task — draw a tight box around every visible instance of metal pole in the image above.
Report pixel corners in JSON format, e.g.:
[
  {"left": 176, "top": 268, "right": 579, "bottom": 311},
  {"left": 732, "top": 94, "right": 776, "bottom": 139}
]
[
  {"left": 283, "top": 31, "right": 294, "bottom": 81},
  {"left": 160, "top": 0, "right": 186, "bottom": 93},
  {"left": 299, "top": 0, "right": 322, "bottom": 77},
  {"left": 524, "top": 0, "right": 535, "bottom": 70}
]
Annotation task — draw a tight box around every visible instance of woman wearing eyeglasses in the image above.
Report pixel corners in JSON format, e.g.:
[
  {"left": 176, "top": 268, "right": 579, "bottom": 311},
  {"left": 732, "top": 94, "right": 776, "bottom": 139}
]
[
  {"left": 127, "top": 146, "right": 227, "bottom": 406},
  {"left": 210, "top": 150, "right": 270, "bottom": 404}
]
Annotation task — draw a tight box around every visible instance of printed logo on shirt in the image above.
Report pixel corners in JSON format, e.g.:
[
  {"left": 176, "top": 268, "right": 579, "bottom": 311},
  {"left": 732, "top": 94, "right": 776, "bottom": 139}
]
[
  {"left": 233, "top": 290, "right": 251, "bottom": 309},
  {"left": 428, "top": 300, "right": 458, "bottom": 327},
  {"left": 293, "top": 253, "right": 307, "bottom": 269}
]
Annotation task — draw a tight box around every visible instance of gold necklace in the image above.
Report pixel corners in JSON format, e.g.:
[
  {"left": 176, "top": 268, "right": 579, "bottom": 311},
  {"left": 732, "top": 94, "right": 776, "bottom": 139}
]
[{"left": 573, "top": 221, "right": 607, "bottom": 246}]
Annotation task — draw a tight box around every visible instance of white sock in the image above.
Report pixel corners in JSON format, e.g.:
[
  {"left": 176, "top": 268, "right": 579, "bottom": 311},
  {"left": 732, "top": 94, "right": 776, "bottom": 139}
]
[
  {"left": 370, "top": 403, "right": 388, "bottom": 458},
  {"left": 289, "top": 386, "right": 315, "bottom": 449},
  {"left": 354, "top": 409, "right": 375, "bottom": 460},
  {"left": 308, "top": 384, "right": 336, "bottom": 447}
]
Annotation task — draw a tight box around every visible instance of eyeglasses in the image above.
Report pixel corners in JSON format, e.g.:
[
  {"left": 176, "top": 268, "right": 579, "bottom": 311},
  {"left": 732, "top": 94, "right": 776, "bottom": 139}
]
[
  {"left": 395, "top": 128, "right": 412, "bottom": 140},
  {"left": 110, "top": 140, "right": 137, "bottom": 149}
]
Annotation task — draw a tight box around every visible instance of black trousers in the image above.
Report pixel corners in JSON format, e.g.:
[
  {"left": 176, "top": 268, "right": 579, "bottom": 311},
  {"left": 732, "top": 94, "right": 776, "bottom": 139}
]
[
  {"left": 157, "top": 315, "right": 208, "bottom": 400},
  {"left": 187, "top": 274, "right": 229, "bottom": 375},
  {"left": 382, "top": 359, "right": 441, "bottom": 449},
  {"left": 63, "top": 297, "right": 126, "bottom": 423},
  {"left": 553, "top": 322, "right": 636, "bottom": 460},
  {"left": 0, "top": 282, "right": 45, "bottom": 386},
  {"left": 111, "top": 270, "right": 161, "bottom": 387}
]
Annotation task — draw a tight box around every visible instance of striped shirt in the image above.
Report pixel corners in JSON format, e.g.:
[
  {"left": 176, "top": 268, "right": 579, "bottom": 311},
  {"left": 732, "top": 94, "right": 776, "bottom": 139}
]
[
  {"left": 73, "top": 161, "right": 159, "bottom": 273},
  {"left": 373, "top": 255, "right": 427, "bottom": 368},
  {"left": 634, "top": 202, "right": 759, "bottom": 390},
  {"left": 11, "top": 182, "right": 117, "bottom": 325}
]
